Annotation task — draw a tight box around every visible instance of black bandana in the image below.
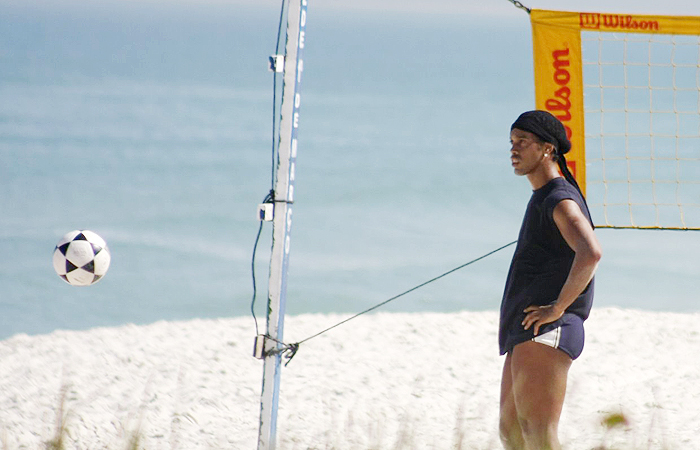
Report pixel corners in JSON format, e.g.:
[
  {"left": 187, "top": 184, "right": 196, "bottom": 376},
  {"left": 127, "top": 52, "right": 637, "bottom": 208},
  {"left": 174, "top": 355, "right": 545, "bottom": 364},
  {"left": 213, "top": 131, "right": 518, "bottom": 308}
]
[{"left": 511, "top": 110, "right": 571, "bottom": 155}]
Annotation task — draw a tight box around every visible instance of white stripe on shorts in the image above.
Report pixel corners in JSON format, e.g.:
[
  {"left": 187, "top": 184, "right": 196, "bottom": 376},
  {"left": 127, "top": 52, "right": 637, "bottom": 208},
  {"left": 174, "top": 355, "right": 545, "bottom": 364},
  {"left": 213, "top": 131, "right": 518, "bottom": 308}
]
[{"left": 532, "top": 326, "right": 561, "bottom": 349}]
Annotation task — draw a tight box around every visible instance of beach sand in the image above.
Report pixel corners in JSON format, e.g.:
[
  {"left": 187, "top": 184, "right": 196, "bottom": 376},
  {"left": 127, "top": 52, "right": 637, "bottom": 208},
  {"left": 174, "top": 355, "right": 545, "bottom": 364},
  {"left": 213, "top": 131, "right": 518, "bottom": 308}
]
[{"left": 0, "top": 308, "right": 698, "bottom": 449}]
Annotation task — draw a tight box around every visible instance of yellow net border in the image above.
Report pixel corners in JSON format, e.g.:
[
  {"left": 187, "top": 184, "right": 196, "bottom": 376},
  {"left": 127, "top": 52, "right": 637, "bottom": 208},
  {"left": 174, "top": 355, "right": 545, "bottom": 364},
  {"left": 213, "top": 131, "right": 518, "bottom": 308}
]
[{"left": 530, "top": 10, "right": 700, "bottom": 230}]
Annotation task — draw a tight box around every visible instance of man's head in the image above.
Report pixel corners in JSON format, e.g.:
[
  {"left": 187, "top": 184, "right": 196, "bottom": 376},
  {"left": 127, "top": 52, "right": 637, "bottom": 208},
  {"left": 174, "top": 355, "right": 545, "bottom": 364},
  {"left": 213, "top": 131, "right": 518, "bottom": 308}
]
[
  {"left": 509, "top": 110, "right": 586, "bottom": 198},
  {"left": 510, "top": 110, "right": 570, "bottom": 156}
]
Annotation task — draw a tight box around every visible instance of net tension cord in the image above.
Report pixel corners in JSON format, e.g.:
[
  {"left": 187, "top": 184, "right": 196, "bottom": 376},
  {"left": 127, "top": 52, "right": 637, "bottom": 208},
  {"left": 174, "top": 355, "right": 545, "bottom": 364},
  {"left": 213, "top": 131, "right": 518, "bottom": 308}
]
[{"left": 251, "top": 236, "right": 517, "bottom": 365}]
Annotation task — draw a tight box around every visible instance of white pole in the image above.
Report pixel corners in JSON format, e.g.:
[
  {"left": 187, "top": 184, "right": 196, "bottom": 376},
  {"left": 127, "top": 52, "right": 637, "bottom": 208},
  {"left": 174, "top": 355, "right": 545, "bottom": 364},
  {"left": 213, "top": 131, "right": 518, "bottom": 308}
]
[{"left": 257, "top": 1, "right": 307, "bottom": 449}]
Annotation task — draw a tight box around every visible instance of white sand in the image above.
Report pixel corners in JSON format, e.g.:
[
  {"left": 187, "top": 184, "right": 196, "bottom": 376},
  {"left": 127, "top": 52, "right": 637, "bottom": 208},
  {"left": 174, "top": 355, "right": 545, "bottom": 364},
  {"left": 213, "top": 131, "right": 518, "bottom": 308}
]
[{"left": 0, "top": 308, "right": 698, "bottom": 450}]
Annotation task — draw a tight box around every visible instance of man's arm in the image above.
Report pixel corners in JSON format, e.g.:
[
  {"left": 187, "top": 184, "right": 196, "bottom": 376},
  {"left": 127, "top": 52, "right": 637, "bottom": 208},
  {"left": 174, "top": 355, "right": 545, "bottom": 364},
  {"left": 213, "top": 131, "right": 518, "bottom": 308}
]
[{"left": 522, "top": 199, "right": 603, "bottom": 335}]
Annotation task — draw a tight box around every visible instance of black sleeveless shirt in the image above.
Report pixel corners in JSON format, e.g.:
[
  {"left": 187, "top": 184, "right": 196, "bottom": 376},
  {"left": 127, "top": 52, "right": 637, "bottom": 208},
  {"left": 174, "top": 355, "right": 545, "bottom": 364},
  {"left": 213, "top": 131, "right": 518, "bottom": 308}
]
[{"left": 499, "top": 177, "right": 595, "bottom": 355}]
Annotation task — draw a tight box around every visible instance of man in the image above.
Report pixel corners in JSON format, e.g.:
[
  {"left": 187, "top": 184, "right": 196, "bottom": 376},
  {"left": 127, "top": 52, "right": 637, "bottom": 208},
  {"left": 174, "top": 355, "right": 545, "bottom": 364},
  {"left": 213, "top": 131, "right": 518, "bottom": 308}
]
[{"left": 499, "top": 110, "right": 602, "bottom": 450}]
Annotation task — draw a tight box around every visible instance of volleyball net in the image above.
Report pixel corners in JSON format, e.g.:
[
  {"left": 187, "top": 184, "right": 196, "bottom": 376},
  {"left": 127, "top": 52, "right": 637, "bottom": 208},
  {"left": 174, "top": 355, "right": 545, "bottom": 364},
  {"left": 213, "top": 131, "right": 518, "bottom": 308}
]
[{"left": 529, "top": 10, "right": 700, "bottom": 230}]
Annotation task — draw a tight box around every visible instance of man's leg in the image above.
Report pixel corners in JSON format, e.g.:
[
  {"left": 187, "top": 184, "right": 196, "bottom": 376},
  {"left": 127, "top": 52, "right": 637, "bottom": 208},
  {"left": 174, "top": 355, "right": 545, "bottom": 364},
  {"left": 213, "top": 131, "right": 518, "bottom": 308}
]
[
  {"left": 510, "top": 340, "right": 572, "bottom": 450},
  {"left": 499, "top": 352, "right": 526, "bottom": 450}
]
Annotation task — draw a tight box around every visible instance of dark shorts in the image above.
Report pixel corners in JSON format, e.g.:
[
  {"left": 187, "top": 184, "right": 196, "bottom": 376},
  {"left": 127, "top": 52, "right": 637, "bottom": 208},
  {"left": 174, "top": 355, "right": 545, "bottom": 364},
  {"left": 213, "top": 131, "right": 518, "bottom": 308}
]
[{"left": 530, "top": 313, "right": 585, "bottom": 360}]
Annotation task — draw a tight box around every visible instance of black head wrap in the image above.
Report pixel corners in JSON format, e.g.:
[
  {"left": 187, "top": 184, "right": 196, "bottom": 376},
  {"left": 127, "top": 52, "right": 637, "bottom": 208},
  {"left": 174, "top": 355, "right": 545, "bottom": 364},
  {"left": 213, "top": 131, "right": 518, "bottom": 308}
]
[
  {"left": 511, "top": 110, "right": 590, "bottom": 214},
  {"left": 511, "top": 110, "right": 571, "bottom": 154}
]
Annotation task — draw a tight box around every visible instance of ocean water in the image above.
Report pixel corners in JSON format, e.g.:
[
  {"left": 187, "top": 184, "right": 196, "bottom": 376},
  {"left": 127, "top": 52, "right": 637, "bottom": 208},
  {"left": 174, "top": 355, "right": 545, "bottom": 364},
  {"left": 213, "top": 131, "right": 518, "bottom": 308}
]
[{"left": 1, "top": 3, "right": 698, "bottom": 340}]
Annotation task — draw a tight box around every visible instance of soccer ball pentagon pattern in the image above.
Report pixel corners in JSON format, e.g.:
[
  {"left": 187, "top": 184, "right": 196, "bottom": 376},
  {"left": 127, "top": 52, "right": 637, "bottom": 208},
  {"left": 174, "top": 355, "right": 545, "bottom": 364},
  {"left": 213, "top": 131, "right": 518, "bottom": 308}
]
[{"left": 53, "top": 230, "right": 111, "bottom": 286}]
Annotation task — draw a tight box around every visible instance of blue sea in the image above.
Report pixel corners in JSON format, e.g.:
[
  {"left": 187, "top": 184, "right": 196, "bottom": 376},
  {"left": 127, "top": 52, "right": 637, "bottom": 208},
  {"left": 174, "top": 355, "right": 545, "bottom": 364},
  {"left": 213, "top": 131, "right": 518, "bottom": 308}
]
[{"left": 1, "top": 3, "right": 698, "bottom": 340}]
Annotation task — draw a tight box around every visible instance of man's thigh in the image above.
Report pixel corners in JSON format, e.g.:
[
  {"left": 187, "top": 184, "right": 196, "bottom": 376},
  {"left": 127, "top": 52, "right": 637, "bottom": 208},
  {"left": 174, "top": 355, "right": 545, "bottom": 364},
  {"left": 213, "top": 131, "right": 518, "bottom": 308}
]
[{"left": 510, "top": 340, "right": 572, "bottom": 424}]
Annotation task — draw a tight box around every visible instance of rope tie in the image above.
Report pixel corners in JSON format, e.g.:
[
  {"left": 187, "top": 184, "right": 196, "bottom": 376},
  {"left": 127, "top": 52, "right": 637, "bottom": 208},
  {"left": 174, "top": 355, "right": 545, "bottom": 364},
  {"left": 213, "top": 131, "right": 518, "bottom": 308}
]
[
  {"left": 261, "top": 335, "right": 300, "bottom": 366},
  {"left": 506, "top": 0, "right": 531, "bottom": 13}
]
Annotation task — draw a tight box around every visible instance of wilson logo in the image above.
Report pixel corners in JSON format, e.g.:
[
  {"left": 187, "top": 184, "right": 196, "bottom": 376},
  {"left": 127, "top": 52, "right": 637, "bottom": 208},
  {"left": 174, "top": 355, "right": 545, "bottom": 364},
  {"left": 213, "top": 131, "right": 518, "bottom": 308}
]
[
  {"left": 545, "top": 48, "right": 573, "bottom": 142},
  {"left": 580, "top": 13, "right": 660, "bottom": 31}
]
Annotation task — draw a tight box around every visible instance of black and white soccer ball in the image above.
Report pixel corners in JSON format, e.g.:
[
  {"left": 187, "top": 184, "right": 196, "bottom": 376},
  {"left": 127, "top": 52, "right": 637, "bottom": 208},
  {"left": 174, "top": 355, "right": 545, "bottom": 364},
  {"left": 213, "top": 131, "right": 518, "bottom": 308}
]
[{"left": 52, "top": 230, "right": 111, "bottom": 286}]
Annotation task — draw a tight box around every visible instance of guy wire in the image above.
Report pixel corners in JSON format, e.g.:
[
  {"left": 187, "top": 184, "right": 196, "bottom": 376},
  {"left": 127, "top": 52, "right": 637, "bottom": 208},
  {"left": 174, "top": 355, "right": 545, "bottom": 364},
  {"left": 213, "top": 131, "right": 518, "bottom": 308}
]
[{"left": 292, "top": 239, "right": 518, "bottom": 347}]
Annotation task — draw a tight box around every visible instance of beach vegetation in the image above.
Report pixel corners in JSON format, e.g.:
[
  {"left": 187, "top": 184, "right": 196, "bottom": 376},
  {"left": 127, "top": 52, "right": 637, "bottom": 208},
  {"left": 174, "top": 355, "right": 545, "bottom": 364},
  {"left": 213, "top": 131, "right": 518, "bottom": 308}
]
[
  {"left": 28, "top": 384, "right": 670, "bottom": 450},
  {"left": 44, "top": 385, "right": 71, "bottom": 450}
]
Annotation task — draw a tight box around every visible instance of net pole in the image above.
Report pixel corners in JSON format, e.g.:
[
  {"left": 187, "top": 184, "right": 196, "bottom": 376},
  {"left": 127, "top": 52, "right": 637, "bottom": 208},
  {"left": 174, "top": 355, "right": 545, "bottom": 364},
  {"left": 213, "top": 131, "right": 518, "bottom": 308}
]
[{"left": 257, "top": 1, "right": 307, "bottom": 449}]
